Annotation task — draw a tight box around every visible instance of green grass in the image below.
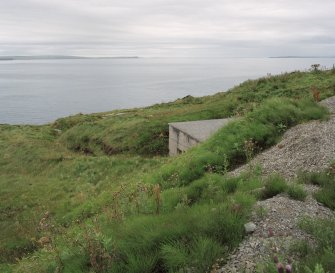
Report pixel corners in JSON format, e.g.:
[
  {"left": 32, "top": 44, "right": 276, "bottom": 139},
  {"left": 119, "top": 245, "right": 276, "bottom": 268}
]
[
  {"left": 0, "top": 128, "right": 165, "bottom": 263},
  {"left": 259, "top": 175, "right": 307, "bottom": 201},
  {"left": 298, "top": 164, "right": 335, "bottom": 209},
  {"left": 1, "top": 69, "right": 334, "bottom": 272},
  {"left": 4, "top": 171, "right": 258, "bottom": 273},
  {"left": 261, "top": 174, "right": 288, "bottom": 199},
  {"left": 298, "top": 170, "right": 333, "bottom": 186},
  {"left": 17, "top": 191, "right": 254, "bottom": 273},
  {"left": 287, "top": 184, "right": 308, "bottom": 201}
]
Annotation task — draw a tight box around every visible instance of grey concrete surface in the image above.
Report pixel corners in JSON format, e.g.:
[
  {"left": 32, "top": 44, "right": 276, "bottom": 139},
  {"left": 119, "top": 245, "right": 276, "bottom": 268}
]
[{"left": 169, "top": 118, "right": 233, "bottom": 156}]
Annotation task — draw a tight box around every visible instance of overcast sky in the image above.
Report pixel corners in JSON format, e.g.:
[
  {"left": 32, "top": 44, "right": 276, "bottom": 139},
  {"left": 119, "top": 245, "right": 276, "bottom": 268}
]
[{"left": 1, "top": 0, "right": 334, "bottom": 57}]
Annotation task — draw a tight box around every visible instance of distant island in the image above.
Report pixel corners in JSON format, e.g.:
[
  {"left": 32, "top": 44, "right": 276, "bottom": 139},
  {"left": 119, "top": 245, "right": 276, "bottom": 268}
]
[
  {"left": 269, "top": 56, "right": 335, "bottom": 58},
  {"left": 0, "top": 55, "right": 140, "bottom": 61}
]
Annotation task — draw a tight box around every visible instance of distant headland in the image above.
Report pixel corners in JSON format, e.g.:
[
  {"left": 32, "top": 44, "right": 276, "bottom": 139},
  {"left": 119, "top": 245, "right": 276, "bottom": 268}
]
[
  {"left": 269, "top": 56, "right": 335, "bottom": 58},
  {"left": 0, "top": 55, "right": 140, "bottom": 61}
]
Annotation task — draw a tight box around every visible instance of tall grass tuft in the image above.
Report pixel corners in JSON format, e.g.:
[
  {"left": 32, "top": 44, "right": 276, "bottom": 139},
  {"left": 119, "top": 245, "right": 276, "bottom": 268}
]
[
  {"left": 287, "top": 184, "right": 307, "bottom": 201},
  {"left": 261, "top": 174, "right": 287, "bottom": 199},
  {"left": 299, "top": 166, "right": 335, "bottom": 209}
]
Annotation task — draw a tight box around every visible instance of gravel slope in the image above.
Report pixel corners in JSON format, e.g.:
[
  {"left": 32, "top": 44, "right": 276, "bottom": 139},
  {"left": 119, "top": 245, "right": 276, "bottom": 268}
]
[
  {"left": 214, "top": 96, "right": 335, "bottom": 273},
  {"left": 230, "top": 96, "right": 335, "bottom": 179}
]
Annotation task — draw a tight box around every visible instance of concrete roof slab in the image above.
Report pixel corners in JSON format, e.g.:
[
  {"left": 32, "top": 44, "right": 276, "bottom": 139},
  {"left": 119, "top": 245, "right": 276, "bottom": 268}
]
[{"left": 169, "top": 118, "right": 233, "bottom": 142}]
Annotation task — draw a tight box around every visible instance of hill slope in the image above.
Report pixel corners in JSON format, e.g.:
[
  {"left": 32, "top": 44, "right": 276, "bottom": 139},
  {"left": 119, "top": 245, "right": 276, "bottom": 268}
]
[
  {"left": 54, "top": 69, "right": 335, "bottom": 156},
  {"left": 0, "top": 68, "right": 335, "bottom": 272}
]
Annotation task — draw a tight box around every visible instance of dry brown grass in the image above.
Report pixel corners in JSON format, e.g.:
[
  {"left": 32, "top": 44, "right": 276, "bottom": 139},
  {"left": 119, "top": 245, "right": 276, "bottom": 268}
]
[{"left": 311, "top": 85, "right": 321, "bottom": 102}]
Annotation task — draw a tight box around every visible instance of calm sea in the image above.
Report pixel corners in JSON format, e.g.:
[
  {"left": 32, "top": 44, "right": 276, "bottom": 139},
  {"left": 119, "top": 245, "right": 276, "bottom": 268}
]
[{"left": 0, "top": 57, "right": 334, "bottom": 125}]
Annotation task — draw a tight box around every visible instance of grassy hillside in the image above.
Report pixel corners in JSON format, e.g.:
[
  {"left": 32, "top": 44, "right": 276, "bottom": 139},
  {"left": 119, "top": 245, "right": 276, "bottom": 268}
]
[
  {"left": 54, "top": 69, "right": 335, "bottom": 156},
  {"left": 0, "top": 67, "right": 335, "bottom": 272}
]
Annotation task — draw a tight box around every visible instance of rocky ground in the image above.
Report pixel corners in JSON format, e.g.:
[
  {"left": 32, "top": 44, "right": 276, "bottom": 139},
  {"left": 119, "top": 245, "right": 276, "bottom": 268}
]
[
  {"left": 230, "top": 96, "right": 335, "bottom": 180},
  {"left": 213, "top": 96, "right": 335, "bottom": 273}
]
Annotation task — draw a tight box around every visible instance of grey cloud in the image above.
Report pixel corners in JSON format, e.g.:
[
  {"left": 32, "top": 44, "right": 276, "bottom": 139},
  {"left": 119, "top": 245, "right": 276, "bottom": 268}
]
[{"left": 0, "top": 0, "right": 334, "bottom": 56}]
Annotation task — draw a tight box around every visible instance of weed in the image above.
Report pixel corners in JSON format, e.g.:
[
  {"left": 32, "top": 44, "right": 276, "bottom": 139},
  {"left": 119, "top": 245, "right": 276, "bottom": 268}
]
[
  {"left": 110, "top": 186, "right": 126, "bottom": 221},
  {"left": 311, "top": 86, "right": 321, "bottom": 102},
  {"left": 276, "top": 123, "right": 287, "bottom": 133},
  {"left": 255, "top": 205, "right": 268, "bottom": 219},
  {"left": 311, "top": 64, "right": 320, "bottom": 72},
  {"left": 222, "top": 153, "right": 230, "bottom": 175},
  {"left": 82, "top": 221, "right": 114, "bottom": 273},
  {"left": 306, "top": 264, "right": 326, "bottom": 273},
  {"left": 244, "top": 138, "right": 257, "bottom": 163},
  {"left": 128, "top": 183, "right": 150, "bottom": 215},
  {"left": 152, "top": 184, "right": 162, "bottom": 214}
]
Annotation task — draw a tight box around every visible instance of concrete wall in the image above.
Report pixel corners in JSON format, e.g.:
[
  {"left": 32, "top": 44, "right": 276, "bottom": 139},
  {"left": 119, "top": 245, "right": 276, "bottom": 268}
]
[
  {"left": 169, "top": 125, "right": 199, "bottom": 156},
  {"left": 168, "top": 118, "right": 233, "bottom": 156}
]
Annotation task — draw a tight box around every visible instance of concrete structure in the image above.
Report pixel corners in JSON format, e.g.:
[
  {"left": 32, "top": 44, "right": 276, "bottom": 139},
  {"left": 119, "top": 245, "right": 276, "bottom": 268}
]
[{"left": 168, "top": 118, "right": 233, "bottom": 156}]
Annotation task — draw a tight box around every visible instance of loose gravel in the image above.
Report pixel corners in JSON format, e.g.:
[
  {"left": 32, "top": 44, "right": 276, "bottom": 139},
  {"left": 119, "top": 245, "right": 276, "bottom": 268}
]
[
  {"left": 230, "top": 96, "right": 335, "bottom": 180},
  {"left": 213, "top": 96, "right": 335, "bottom": 273}
]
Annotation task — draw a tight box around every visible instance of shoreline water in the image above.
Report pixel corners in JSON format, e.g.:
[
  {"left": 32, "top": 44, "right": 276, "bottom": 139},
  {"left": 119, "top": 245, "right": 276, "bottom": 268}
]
[{"left": 1, "top": 57, "right": 334, "bottom": 125}]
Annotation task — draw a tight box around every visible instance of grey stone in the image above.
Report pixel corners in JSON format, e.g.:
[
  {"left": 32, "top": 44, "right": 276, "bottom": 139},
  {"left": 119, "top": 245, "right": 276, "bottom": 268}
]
[{"left": 244, "top": 222, "right": 257, "bottom": 234}]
